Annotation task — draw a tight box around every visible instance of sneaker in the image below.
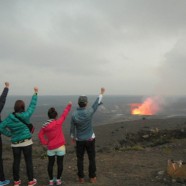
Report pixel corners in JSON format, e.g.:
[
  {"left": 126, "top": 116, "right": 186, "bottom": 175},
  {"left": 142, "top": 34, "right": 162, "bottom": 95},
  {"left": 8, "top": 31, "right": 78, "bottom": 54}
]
[
  {"left": 14, "top": 180, "right": 21, "bottom": 186},
  {"left": 0, "top": 180, "right": 10, "bottom": 186},
  {"left": 49, "top": 180, "right": 54, "bottom": 186},
  {"left": 56, "top": 179, "right": 62, "bottom": 185},
  {"left": 28, "top": 178, "right": 37, "bottom": 186},
  {"left": 78, "top": 177, "right": 85, "bottom": 184},
  {"left": 90, "top": 177, "right": 96, "bottom": 183}
]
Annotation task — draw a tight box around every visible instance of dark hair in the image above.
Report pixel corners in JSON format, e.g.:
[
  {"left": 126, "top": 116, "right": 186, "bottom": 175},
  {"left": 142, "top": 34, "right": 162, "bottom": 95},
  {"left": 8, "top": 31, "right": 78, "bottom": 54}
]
[
  {"left": 48, "top": 107, "right": 58, "bottom": 119},
  {"left": 78, "top": 96, "right": 88, "bottom": 108},
  {"left": 14, "top": 100, "right": 25, "bottom": 113},
  {"left": 78, "top": 102, "right": 87, "bottom": 108}
]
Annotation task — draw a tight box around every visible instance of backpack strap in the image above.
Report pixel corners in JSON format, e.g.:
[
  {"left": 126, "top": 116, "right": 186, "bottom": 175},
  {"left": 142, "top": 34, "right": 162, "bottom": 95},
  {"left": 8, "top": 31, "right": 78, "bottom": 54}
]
[{"left": 13, "top": 112, "right": 28, "bottom": 126}]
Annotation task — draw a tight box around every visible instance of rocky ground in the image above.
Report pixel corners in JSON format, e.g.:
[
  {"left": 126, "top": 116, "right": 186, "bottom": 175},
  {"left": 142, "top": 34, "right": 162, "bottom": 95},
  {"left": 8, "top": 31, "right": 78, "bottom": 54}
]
[{"left": 2, "top": 117, "right": 186, "bottom": 186}]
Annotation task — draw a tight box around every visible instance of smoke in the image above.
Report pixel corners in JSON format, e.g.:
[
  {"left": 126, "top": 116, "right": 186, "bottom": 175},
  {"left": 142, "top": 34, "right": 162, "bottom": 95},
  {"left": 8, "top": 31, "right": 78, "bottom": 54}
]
[{"left": 157, "top": 36, "right": 186, "bottom": 96}]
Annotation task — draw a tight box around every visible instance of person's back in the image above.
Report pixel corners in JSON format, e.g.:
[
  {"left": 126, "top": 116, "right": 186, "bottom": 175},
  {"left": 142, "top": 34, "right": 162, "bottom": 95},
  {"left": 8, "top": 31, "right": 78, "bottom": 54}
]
[
  {"left": 71, "top": 103, "right": 97, "bottom": 140},
  {"left": 0, "top": 82, "right": 10, "bottom": 186},
  {"left": 0, "top": 87, "right": 38, "bottom": 186},
  {"left": 38, "top": 102, "right": 72, "bottom": 186},
  {"left": 0, "top": 91, "right": 38, "bottom": 143},
  {"left": 39, "top": 103, "right": 72, "bottom": 149},
  {"left": 70, "top": 88, "right": 105, "bottom": 184}
]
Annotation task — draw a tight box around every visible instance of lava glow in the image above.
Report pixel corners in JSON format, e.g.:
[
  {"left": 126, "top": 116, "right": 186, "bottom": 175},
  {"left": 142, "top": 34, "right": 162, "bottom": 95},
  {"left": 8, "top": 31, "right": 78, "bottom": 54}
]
[{"left": 130, "top": 97, "right": 160, "bottom": 115}]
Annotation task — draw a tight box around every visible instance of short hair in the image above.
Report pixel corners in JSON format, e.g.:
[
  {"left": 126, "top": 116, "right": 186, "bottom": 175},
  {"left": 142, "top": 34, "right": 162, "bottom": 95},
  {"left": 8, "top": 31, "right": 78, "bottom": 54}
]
[
  {"left": 14, "top": 100, "right": 25, "bottom": 113},
  {"left": 78, "top": 96, "right": 88, "bottom": 108},
  {"left": 78, "top": 102, "right": 87, "bottom": 108},
  {"left": 48, "top": 107, "right": 58, "bottom": 119}
]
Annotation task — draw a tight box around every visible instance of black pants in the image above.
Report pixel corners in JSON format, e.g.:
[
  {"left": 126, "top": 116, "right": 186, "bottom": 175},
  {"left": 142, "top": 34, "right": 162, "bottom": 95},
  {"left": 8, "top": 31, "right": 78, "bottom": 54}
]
[
  {"left": 12, "top": 145, "right": 33, "bottom": 181},
  {"left": 48, "top": 156, "right": 64, "bottom": 180},
  {"left": 0, "top": 136, "right": 5, "bottom": 181},
  {"left": 76, "top": 139, "right": 96, "bottom": 178}
]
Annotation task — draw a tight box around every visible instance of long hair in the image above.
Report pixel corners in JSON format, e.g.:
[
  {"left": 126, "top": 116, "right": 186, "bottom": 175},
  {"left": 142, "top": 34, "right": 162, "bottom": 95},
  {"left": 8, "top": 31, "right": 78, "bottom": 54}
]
[{"left": 14, "top": 100, "right": 25, "bottom": 113}]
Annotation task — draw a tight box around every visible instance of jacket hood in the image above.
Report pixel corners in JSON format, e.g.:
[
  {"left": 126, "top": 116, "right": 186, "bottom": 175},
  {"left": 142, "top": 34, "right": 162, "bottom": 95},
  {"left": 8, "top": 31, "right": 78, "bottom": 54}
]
[{"left": 42, "top": 119, "right": 55, "bottom": 130}]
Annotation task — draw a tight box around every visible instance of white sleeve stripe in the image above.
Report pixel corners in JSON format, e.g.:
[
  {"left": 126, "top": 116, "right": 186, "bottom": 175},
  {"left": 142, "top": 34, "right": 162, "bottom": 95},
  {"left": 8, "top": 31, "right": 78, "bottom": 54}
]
[{"left": 98, "top": 94, "right": 103, "bottom": 104}]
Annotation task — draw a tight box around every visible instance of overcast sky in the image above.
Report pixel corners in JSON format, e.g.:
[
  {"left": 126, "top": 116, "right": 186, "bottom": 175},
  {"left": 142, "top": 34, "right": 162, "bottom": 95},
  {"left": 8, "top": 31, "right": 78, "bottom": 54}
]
[{"left": 0, "top": 0, "right": 186, "bottom": 96}]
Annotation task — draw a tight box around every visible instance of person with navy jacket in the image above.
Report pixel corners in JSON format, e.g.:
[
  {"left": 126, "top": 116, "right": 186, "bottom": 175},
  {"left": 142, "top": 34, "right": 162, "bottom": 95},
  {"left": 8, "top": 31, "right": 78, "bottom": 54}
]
[{"left": 0, "top": 82, "right": 10, "bottom": 186}]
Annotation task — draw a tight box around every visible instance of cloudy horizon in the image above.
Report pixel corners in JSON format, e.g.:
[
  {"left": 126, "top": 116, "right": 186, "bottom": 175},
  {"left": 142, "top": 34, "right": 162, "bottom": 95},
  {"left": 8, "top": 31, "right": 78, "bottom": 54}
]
[{"left": 1, "top": 0, "right": 186, "bottom": 96}]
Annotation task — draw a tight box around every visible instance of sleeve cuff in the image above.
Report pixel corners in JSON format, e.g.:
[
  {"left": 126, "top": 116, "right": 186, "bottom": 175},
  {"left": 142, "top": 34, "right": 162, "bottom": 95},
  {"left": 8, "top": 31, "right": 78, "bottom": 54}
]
[
  {"left": 98, "top": 94, "right": 103, "bottom": 104},
  {"left": 71, "top": 134, "right": 74, "bottom": 139}
]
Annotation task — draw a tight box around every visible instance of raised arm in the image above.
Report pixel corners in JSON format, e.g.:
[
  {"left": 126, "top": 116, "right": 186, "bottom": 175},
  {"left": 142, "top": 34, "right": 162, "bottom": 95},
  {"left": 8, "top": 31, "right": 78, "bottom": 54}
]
[
  {"left": 0, "top": 82, "right": 9, "bottom": 113},
  {"left": 91, "top": 87, "right": 105, "bottom": 113},
  {"left": 56, "top": 102, "right": 72, "bottom": 125},
  {"left": 24, "top": 87, "right": 38, "bottom": 118},
  {"left": 98, "top": 87, "right": 105, "bottom": 104}
]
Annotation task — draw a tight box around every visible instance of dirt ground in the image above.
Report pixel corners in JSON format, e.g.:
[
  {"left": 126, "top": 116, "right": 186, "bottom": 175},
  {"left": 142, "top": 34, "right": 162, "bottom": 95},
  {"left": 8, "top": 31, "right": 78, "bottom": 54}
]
[{"left": 2, "top": 117, "right": 186, "bottom": 186}]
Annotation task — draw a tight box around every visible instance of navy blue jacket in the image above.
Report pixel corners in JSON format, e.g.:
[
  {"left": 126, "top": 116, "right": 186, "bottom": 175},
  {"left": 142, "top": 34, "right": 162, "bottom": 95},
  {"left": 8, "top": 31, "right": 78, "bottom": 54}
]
[
  {"left": 0, "top": 87, "right": 9, "bottom": 122},
  {"left": 0, "top": 87, "right": 9, "bottom": 136}
]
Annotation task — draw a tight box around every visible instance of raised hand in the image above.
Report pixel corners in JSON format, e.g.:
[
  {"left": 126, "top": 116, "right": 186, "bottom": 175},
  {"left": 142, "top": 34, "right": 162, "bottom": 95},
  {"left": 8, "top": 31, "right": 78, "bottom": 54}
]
[
  {"left": 34, "top": 87, "right": 38, "bottom": 94},
  {"left": 69, "top": 101, "right": 72, "bottom": 106},
  {"left": 100, "top": 87, "right": 105, "bottom": 95},
  {"left": 5, "top": 82, "right": 9, "bottom": 88}
]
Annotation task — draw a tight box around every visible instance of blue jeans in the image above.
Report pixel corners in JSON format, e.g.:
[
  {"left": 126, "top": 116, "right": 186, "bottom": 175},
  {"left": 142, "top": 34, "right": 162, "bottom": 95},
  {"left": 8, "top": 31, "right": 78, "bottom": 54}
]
[
  {"left": 12, "top": 145, "right": 34, "bottom": 181},
  {"left": 76, "top": 139, "right": 96, "bottom": 178}
]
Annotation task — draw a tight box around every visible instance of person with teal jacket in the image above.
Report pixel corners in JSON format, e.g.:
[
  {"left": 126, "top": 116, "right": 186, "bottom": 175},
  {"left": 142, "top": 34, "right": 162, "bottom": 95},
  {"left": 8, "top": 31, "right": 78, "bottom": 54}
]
[{"left": 0, "top": 87, "right": 38, "bottom": 186}]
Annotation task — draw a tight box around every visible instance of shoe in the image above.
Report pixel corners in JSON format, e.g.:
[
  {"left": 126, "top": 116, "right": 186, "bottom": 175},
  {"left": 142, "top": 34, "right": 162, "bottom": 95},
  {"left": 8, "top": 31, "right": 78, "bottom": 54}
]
[
  {"left": 14, "top": 180, "right": 21, "bottom": 186},
  {"left": 90, "top": 177, "right": 96, "bottom": 183},
  {"left": 49, "top": 180, "right": 54, "bottom": 186},
  {"left": 28, "top": 178, "right": 37, "bottom": 186},
  {"left": 0, "top": 180, "right": 10, "bottom": 186},
  {"left": 56, "top": 179, "right": 62, "bottom": 185},
  {"left": 78, "top": 177, "right": 85, "bottom": 184}
]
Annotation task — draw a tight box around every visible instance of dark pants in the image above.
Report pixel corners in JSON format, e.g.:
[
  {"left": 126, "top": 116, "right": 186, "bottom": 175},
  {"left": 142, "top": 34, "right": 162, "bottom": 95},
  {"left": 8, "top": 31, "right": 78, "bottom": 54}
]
[
  {"left": 12, "top": 145, "right": 33, "bottom": 181},
  {"left": 76, "top": 139, "right": 96, "bottom": 178},
  {"left": 0, "top": 136, "right": 5, "bottom": 181},
  {"left": 48, "top": 156, "right": 64, "bottom": 180}
]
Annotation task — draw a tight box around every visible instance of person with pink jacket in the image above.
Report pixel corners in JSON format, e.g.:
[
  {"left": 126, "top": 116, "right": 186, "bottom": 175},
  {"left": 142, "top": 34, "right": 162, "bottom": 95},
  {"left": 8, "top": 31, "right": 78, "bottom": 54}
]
[{"left": 38, "top": 102, "right": 72, "bottom": 186}]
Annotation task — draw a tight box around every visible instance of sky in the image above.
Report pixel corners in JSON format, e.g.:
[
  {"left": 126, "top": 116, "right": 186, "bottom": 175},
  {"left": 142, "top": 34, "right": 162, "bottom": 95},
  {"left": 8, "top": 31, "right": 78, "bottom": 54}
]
[{"left": 0, "top": 0, "right": 186, "bottom": 96}]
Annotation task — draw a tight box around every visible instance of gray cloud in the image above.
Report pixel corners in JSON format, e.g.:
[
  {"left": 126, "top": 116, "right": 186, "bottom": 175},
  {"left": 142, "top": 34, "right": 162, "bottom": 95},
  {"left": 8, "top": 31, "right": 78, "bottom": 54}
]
[
  {"left": 0, "top": 0, "right": 186, "bottom": 95},
  {"left": 157, "top": 36, "right": 186, "bottom": 95}
]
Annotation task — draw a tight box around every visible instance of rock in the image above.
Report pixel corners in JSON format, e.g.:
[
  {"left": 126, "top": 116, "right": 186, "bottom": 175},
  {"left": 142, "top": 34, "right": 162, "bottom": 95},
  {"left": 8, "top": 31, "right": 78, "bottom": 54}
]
[
  {"left": 158, "top": 170, "right": 165, "bottom": 175},
  {"left": 142, "top": 134, "right": 150, "bottom": 139}
]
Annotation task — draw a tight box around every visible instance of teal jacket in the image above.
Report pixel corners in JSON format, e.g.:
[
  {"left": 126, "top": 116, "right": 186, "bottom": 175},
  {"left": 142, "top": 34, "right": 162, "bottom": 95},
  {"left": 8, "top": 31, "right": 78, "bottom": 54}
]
[
  {"left": 70, "top": 97, "right": 101, "bottom": 141},
  {"left": 0, "top": 94, "right": 37, "bottom": 143}
]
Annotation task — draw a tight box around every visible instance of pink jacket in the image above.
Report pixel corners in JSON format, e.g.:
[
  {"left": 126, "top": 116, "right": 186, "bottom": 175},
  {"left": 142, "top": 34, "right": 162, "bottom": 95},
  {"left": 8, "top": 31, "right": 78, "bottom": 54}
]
[{"left": 38, "top": 103, "right": 71, "bottom": 150}]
